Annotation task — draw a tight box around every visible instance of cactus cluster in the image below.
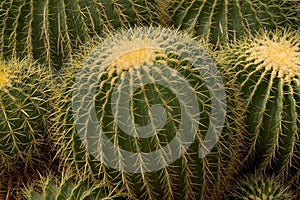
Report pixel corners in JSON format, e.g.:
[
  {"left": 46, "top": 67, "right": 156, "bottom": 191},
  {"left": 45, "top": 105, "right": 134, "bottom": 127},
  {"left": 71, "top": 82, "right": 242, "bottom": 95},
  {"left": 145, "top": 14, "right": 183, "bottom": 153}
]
[
  {"left": 169, "top": 0, "right": 299, "bottom": 47},
  {"left": 0, "top": 1, "right": 299, "bottom": 200},
  {"left": 51, "top": 26, "right": 245, "bottom": 199},
  {"left": 0, "top": 0, "right": 165, "bottom": 71}
]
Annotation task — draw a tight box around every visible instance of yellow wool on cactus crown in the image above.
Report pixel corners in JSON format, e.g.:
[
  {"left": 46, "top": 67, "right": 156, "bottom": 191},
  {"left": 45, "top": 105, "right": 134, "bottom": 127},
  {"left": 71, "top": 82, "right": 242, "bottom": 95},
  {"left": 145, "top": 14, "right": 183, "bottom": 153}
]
[
  {"left": 108, "top": 38, "right": 162, "bottom": 76},
  {"left": 0, "top": 64, "right": 9, "bottom": 89},
  {"left": 244, "top": 29, "right": 300, "bottom": 84}
]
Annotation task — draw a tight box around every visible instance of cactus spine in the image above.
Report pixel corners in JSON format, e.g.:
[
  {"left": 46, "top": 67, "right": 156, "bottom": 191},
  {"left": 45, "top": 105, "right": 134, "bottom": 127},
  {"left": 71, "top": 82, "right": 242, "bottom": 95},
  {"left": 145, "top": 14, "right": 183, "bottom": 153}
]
[
  {"left": 51, "top": 26, "right": 245, "bottom": 199},
  {"left": 223, "top": 29, "right": 300, "bottom": 188},
  {"left": 169, "top": 0, "right": 299, "bottom": 47},
  {"left": 0, "top": 59, "right": 52, "bottom": 174},
  {"left": 0, "top": 0, "right": 165, "bottom": 71},
  {"left": 225, "top": 174, "right": 295, "bottom": 200}
]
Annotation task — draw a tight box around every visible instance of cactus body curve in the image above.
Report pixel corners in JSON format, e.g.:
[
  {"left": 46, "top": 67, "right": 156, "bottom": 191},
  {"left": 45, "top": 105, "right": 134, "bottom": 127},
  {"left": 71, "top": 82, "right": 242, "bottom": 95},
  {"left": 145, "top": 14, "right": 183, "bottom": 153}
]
[
  {"left": 223, "top": 29, "right": 300, "bottom": 192},
  {"left": 51, "top": 26, "right": 245, "bottom": 199},
  {"left": 0, "top": 59, "right": 52, "bottom": 173}
]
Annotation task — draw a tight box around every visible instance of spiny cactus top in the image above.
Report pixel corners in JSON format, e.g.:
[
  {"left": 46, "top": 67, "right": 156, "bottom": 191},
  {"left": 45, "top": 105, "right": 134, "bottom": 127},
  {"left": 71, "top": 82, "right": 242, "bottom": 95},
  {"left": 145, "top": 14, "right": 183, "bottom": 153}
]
[
  {"left": 246, "top": 30, "right": 300, "bottom": 82},
  {"left": 0, "top": 0, "right": 166, "bottom": 71},
  {"left": 169, "top": 0, "right": 300, "bottom": 47},
  {"left": 23, "top": 172, "right": 127, "bottom": 200},
  {"left": 225, "top": 174, "right": 295, "bottom": 200},
  {"left": 0, "top": 59, "right": 52, "bottom": 173},
  {"left": 51, "top": 26, "right": 245, "bottom": 199},
  {"left": 223, "top": 29, "right": 300, "bottom": 187}
]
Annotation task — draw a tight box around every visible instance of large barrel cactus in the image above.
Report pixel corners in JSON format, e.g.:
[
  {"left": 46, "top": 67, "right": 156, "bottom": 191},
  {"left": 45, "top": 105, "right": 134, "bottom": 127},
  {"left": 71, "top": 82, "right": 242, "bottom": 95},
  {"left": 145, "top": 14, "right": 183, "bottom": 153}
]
[
  {"left": 225, "top": 174, "right": 295, "bottom": 200},
  {"left": 0, "top": 59, "right": 52, "bottom": 173},
  {"left": 0, "top": 0, "right": 166, "bottom": 71},
  {"left": 169, "top": 0, "right": 299, "bottom": 47},
  {"left": 51, "top": 26, "right": 245, "bottom": 199},
  {"left": 222, "top": 29, "right": 300, "bottom": 190}
]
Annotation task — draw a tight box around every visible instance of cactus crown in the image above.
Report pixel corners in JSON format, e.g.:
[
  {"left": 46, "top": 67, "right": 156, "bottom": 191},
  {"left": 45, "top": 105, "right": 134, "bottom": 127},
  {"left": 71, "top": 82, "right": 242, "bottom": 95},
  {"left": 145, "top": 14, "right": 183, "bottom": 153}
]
[
  {"left": 246, "top": 30, "right": 300, "bottom": 82},
  {"left": 108, "top": 39, "right": 160, "bottom": 76},
  {"left": 0, "top": 69, "right": 8, "bottom": 89}
]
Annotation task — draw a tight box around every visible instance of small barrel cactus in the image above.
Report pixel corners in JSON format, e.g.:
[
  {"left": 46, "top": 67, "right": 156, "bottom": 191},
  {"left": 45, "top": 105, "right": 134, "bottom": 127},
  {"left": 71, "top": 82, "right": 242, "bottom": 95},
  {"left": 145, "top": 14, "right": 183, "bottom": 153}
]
[
  {"left": 51, "top": 26, "right": 245, "bottom": 199},
  {"left": 23, "top": 172, "right": 127, "bottom": 200},
  {"left": 222, "top": 29, "right": 300, "bottom": 187},
  {"left": 0, "top": 59, "right": 52, "bottom": 173},
  {"left": 168, "top": 0, "right": 299, "bottom": 47},
  {"left": 225, "top": 174, "right": 295, "bottom": 200},
  {"left": 0, "top": 0, "right": 166, "bottom": 71}
]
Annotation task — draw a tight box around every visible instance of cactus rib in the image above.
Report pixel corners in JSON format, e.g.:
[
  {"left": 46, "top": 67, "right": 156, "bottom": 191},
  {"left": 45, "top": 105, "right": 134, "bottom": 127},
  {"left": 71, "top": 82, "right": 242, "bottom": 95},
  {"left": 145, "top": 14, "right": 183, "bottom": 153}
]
[
  {"left": 0, "top": 0, "right": 165, "bottom": 71},
  {"left": 169, "top": 0, "right": 300, "bottom": 47}
]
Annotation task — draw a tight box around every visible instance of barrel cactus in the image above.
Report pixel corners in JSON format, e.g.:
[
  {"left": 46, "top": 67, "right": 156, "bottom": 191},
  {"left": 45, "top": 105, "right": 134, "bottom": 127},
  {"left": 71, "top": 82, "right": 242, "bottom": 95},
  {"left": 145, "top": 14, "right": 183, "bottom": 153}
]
[
  {"left": 24, "top": 172, "right": 127, "bottom": 200},
  {"left": 51, "top": 26, "right": 245, "bottom": 199},
  {"left": 0, "top": 59, "right": 52, "bottom": 173},
  {"left": 0, "top": 0, "right": 166, "bottom": 71},
  {"left": 225, "top": 174, "right": 295, "bottom": 200},
  {"left": 222, "top": 28, "right": 300, "bottom": 187},
  {"left": 169, "top": 0, "right": 299, "bottom": 47}
]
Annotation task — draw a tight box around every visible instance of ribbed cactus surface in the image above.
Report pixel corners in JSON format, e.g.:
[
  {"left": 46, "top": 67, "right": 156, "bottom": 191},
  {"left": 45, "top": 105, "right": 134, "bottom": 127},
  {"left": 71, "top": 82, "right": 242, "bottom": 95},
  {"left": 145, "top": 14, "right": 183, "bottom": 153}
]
[
  {"left": 225, "top": 174, "right": 295, "bottom": 200},
  {"left": 169, "top": 0, "right": 299, "bottom": 47},
  {"left": 0, "top": 0, "right": 165, "bottom": 71},
  {"left": 51, "top": 26, "right": 244, "bottom": 199},
  {"left": 0, "top": 59, "right": 52, "bottom": 173},
  {"left": 223, "top": 29, "right": 300, "bottom": 186},
  {"left": 24, "top": 173, "right": 127, "bottom": 200}
]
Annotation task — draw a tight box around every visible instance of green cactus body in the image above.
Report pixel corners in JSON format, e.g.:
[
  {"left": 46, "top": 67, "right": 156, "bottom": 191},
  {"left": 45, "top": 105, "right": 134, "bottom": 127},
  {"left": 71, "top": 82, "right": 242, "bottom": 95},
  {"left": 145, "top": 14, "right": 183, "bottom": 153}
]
[
  {"left": 223, "top": 29, "right": 300, "bottom": 188},
  {"left": 225, "top": 174, "right": 295, "bottom": 200},
  {"left": 0, "top": 59, "right": 52, "bottom": 173},
  {"left": 51, "top": 26, "right": 244, "bottom": 199},
  {"left": 0, "top": 0, "right": 165, "bottom": 71},
  {"left": 24, "top": 173, "right": 127, "bottom": 200},
  {"left": 169, "top": 0, "right": 299, "bottom": 47}
]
